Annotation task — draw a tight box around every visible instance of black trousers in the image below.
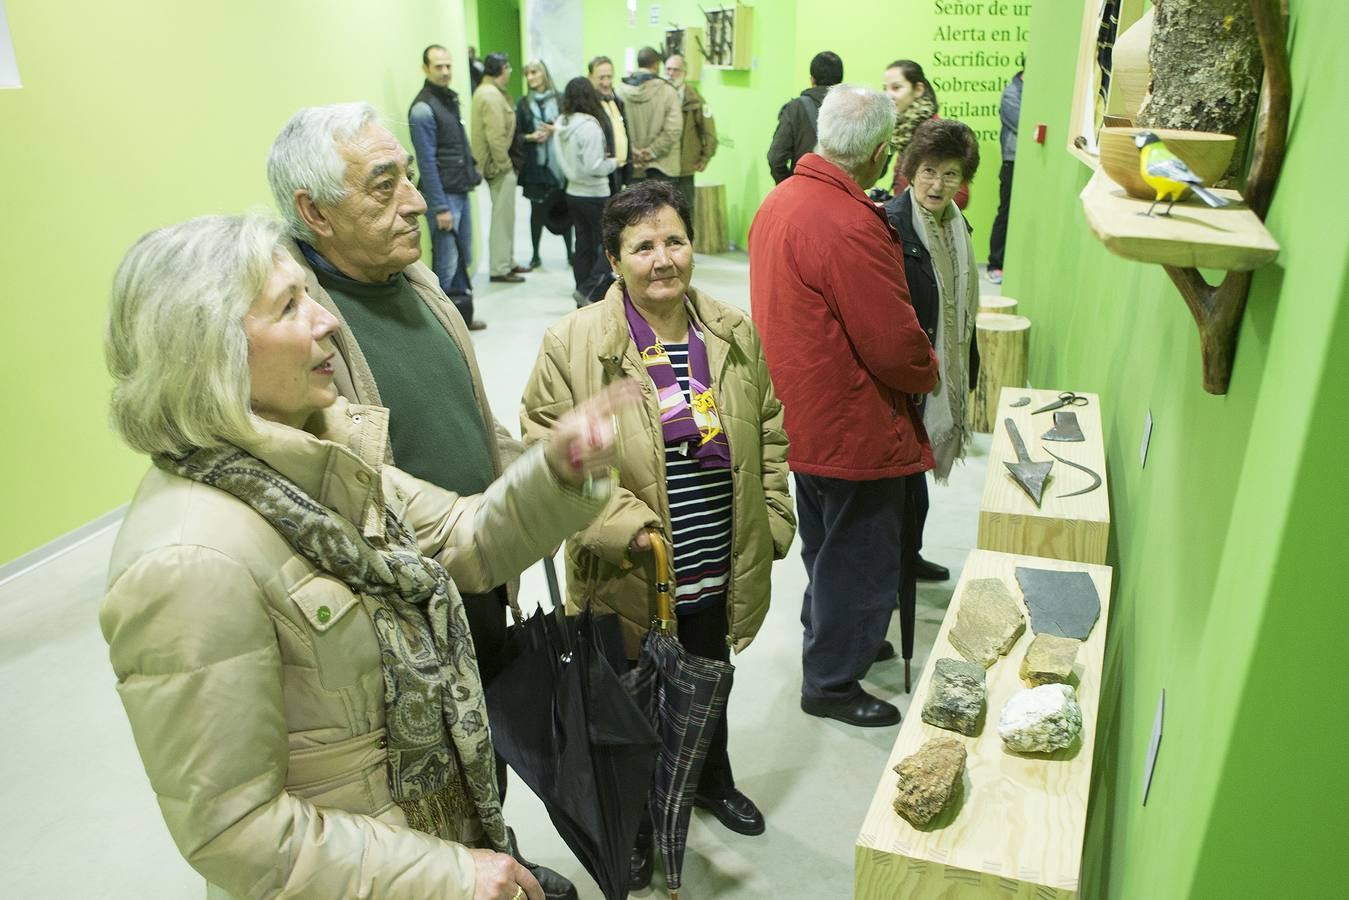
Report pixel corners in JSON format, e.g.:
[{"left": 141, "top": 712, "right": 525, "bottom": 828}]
[
  {"left": 529, "top": 198, "right": 573, "bottom": 263},
  {"left": 566, "top": 194, "right": 609, "bottom": 299},
  {"left": 462, "top": 590, "right": 511, "bottom": 798},
  {"left": 988, "top": 159, "right": 1015, "bottom": 270},
  {"left": 672, "top": 174, "right": 696, "bottom": 217},
  {"left": 795, "top": 472, "right": 906, "bottom": 701},
  {"left": 676, "top": 597, "right": 735, "bottom": 797}
]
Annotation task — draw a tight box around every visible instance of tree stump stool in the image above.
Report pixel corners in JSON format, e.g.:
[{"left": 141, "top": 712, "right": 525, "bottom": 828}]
[
  {"left": 970, "top": 313, "right": 1030, "bottom": 433},
  {"left": 979, "top": 296, "right": 1018, "bottom": 315},
  {"left": 694, "top": 183, "right": 728, "bottom": 254}
]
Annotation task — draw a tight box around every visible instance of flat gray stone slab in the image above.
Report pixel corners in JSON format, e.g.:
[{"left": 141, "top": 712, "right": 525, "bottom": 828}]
[{"left": 1015, "top": 567, "right": 1101, "bottom": 640}]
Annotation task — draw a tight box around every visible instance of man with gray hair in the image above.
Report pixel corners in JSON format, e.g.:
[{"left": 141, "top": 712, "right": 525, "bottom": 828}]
[
  {"left": 267, "top": 103, "right": 576, "bottom": 900},
  {"left": 749, "top": 85, "right": 939, "bottom": 729}
]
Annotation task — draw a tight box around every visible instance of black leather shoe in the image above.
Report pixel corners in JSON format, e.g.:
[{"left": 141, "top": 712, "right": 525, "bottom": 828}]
[
  {"left": 629, "top": 833, "right": 653, "bottom": 891},
  {"left": 801, "top": 690, "right": 900, "bottom": 727},
  {"left": 489, "top": 273, "right": 526, "bottom": 283},
  {"left": 874, "top": 640, "right": 897, "bottom": 663},
  {"left": 913, "top": 555, "right": 950, "bottom": 582},
  {"left": 694, "top": 787, "right": 766, "bottom": 836}
]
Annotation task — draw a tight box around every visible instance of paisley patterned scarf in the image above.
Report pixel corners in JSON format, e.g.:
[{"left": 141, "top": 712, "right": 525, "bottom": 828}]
[
  {"left": 623, "top": 290, "right": 731, "bottom": 469},
  {"left": 154, "top": 445, "right": 508, "bottom": 852}
]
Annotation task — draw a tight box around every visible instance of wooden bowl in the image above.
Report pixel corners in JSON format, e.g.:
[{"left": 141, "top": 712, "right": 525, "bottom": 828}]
[{"left": 1098, "top": 127, "right": 1237, "bottom": 201}]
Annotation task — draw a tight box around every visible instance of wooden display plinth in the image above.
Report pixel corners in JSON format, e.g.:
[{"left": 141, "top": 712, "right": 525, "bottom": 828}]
[
  {"left": 969, "top": 314, "right": 1030, "bottom": 433},
  {"left": 978, "top": 296, "right": 1017, "bottom": 315},
  {"left": 856, "top": 549, "right": 1114, "bottom": 900},
  {"left": 693, "top": 183, "right": 728, "bottom": 254},
  {"left": 977, "top": 388, "right": 1110, "bottom": 565}
]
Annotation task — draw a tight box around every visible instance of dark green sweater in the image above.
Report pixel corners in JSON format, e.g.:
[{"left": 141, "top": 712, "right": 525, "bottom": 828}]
[{"left": 313, "top": 261, "right": 494, "bottom": 497}]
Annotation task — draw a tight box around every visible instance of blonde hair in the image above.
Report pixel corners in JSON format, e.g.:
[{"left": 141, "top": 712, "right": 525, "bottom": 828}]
[{"left": 105, "top": 214, "right": 283, "bottom": 456}]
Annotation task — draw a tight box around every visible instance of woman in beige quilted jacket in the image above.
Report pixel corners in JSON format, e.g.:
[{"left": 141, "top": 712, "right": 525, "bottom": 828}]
[
  {"left": 100, "top": 214, "right": 636, "bottom": 900},
  {"left": 519, "top": 181, "right": 795, "bottom": 886}
]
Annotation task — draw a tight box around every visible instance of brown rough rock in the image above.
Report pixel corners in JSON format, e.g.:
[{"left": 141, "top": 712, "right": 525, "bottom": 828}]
[
  {"left": 892, "top": 737, "right": 967, "bottom": 827},
  {"left": 1020, "top": 633, "right": 1081, "bottom": 686},
  {"left": 949, "top": 577, "right": 1026, "bottom": 667}
]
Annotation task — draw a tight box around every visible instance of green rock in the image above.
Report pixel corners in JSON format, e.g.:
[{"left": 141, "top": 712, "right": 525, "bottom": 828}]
[
  {"left": 922, "top": 658, "right": 987, "bottom": 736},
  {"left": 949, "top": 577, "right": 1026, "bottom": 667}
]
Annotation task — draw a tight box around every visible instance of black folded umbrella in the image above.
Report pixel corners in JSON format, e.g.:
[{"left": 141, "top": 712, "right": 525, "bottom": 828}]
[
  {"left": 485, "top": 557, "right": 659, "bottom": 900},
  {"left": 622, "top": 531, "right": 735, "bottom": 900}
]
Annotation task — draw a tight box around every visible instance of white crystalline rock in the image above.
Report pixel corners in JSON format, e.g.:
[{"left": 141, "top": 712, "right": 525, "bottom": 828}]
[{"left": 998, "top": 683, "right": 1083, "bottom": 753}]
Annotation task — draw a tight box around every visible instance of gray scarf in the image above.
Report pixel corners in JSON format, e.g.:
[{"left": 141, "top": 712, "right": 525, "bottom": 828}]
[{"left": 155, "top": 445, "right": 508, "bottom": 851}]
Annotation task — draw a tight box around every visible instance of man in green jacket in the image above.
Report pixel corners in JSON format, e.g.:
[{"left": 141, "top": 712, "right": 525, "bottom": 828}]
[{"left": 665, "top": 54, "right": 718, "bottom": 212}]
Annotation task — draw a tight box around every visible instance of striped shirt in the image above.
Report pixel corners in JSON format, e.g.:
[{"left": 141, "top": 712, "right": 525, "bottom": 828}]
[{"left": 662, "top": 343, "right": 733, "bottom": 615}]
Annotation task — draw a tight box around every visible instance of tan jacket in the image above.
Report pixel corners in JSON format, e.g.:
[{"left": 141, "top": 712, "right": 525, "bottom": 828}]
[
  {"left": 520, "top": 285, "right": 795, "bottom": 656},
  {"left": 286, "top": 241, "right": 527, "bottom": 616},
  {"left": 620, "top": 73, "right": 683, "bottom": 178},
  {"left": 471, "top": 80, "right": 517, "bottom": 180},
  {"left": 101, "top": 400, "right": 608, "bottom": 899},
  {"left": 677, "top": 82, "right": 718, "bottom": 175}
]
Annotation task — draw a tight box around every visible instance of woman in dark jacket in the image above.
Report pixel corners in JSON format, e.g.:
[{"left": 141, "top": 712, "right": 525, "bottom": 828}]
[
  {"left": 882, "top": 118, "right": 981, "bottom": 680},
  {"left": 516, "top": 59, "right": 573, "bottom": 269},
  {"left": 883, "top": 59, "right": 969, "bottom": 209}
]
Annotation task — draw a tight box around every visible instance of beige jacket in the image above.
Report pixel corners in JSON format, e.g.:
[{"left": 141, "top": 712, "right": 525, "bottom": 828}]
[
  {"left": 620, "top": 73, "right": 683, "bottom": 178},
  {"left": 286, "top": 241, "right": 526, "bottom": 616},
  {"left": 471, "top": 80, "right": 517, "bottom": 180},
  {"left": 101, "top": 400, "right": 608, "bottom": 899},
  {"left": 520, "top": 285, "right": 795, "bottom": 656}
]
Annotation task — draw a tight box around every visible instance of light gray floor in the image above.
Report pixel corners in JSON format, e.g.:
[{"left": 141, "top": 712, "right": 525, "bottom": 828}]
[{"left": 0, "top": 195, "right": 994, "bottom": 898}]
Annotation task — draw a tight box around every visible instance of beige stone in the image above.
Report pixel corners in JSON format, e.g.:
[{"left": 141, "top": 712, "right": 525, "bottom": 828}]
[
  {"left": 1020, "top": 633, "right": 1081, "bottom": 686},
  {"left": 892, "top": 737, "right": 967, "bottom": 827},
  {"left": 949, "top": 577, "right": 1026, "bottom": 667}
]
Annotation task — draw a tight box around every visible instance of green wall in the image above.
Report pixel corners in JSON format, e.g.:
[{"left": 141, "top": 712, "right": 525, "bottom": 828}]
[
  {"left": 1008, "top": 2, "right": 1347, "bottom": 896},
  {"left": 0, "top": 0, "right": 469, "bottom": 561},
  {"left": 477, "top": 0, "right": 525, "bottom": 98},
  {"left": 579, "top": 0, "right": 1028, "bottom": 248}
]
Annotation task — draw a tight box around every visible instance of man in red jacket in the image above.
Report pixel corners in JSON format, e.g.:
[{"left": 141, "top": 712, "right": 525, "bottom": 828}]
[{"left": 749, "top": 85, "right": 939, "bottom": 728}]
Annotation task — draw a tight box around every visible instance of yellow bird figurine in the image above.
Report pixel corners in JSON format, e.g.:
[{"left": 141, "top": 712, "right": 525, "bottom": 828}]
[{"left": 1135, "top": 130, "right": 1231, "bottom": 217}]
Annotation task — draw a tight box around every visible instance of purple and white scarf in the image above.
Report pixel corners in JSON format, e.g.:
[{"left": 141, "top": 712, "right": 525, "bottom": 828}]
[{"left": 623, "top": 291, "right": 731, "bottom": 470}]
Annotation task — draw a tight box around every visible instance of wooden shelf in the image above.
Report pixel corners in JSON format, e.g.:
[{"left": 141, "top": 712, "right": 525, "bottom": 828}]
[
  {"left": 856, "top": 549, "right": 1115, "bottom": 900},
  {"left": 1080, "top": 169, "right": 1279, "bottom": 271},
  {"left": 977, "top": 388, "right": 1110, "bottom": 566}
]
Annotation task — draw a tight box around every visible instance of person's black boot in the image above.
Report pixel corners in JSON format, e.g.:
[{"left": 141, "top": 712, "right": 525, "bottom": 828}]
[{"left": 629, "top": 822, "right": 653, "bottom": 890}]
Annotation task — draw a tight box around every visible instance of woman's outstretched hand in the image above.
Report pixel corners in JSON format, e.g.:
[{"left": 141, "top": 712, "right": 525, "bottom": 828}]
[{"left": 545, "top": 379, "right": 642, "bottom": 487}]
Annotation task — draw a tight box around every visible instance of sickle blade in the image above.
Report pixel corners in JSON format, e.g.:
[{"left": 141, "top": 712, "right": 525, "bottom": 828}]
[{"left": 1043, "top": 447, "right": 1102, "bottom": 498}]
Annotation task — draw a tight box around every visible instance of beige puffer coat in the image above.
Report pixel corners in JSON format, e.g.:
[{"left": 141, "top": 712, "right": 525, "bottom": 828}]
[
  {"left": 520, "top": 284, "right": 795, "bottom": 656},
  {"left": 101, "top": 399, "right": 608, "bottom": 899}
]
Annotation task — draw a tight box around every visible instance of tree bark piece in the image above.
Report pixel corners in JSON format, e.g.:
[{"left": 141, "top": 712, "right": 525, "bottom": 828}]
[
  {"left": 978, "top": 296, "right": 1018, "bottom": 315},
  {"left": 970, "top": 313, "right": 1030, "bottom": 433},
  {"left": 1137, "top": 0, "right": 1263, "bottom": 182},
  {"left": 694, "top": 184, "right": 728, "bottom": 254}
]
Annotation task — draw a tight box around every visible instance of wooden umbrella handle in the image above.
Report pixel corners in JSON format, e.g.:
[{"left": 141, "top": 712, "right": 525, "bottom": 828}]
[{"left": 644, "top": 527, "right": 676, "bottom": 633}]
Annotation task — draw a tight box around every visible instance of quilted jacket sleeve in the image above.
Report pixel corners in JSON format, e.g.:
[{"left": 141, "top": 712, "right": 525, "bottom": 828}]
[
  {"left": 750, "top": 330, "right": 796, "bottom": 559},
  {"left": 100, "top": 546, "right": 479, "bottom": 899},
  {"left": 519, "top": 328, "right": 661, "bottom": 565},
  {"left": 394, "top": 442, "right": 611, "bottom": 593}
]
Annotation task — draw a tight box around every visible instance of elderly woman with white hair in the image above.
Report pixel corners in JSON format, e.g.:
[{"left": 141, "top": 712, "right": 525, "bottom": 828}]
[{"left": 100, "top": 214, "right": 636, "bottom": 900}]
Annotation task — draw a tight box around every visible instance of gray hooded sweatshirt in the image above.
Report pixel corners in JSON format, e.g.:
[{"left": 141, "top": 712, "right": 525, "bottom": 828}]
[{"left": 553, "top": 113, "right": 617, "bottom": 197}]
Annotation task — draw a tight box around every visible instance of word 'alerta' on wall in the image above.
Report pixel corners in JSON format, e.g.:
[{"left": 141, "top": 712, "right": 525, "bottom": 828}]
[{"left": 930, "top": 0, "right": 1031, "bottom": 143}]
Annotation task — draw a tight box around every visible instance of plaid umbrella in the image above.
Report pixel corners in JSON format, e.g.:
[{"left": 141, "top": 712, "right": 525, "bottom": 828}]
[
  {"left": 622, "top": 530, "right": 735, "bottom": 899},
  {"left": 486, "top": 557, "right": 659, "bottom": 900}
]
